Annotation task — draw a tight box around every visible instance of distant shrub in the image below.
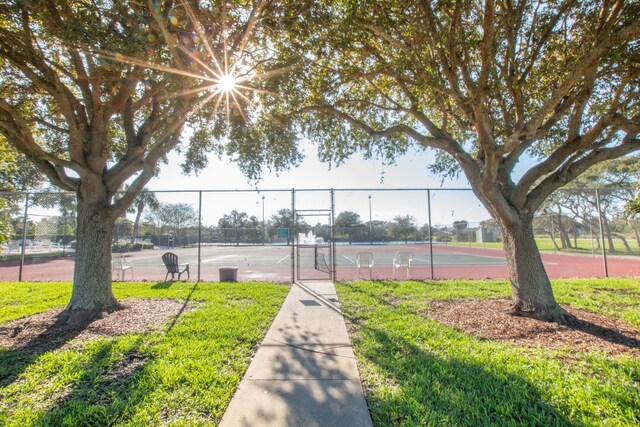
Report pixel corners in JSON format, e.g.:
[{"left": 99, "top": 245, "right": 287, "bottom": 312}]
[{"left": 112, "top": 242, "right": 131, "bottom": 253}]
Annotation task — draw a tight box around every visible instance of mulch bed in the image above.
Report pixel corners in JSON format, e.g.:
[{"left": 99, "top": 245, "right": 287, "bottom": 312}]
[
  {"left": 0, "top": 299, "right": 194, "bottom": 354},
  {"left": 426, "top": 299, "right": 640, "bottom": 356}
]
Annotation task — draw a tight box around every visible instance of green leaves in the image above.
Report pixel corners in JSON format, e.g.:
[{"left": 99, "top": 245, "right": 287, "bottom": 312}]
[{"left": 277, "top": 0, "right": 640, "bottom": 200}]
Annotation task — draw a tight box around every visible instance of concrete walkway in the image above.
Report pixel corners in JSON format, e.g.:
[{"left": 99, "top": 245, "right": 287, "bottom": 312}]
[{"left": 219, "top": 281, "right": 373, "bottom": 427}]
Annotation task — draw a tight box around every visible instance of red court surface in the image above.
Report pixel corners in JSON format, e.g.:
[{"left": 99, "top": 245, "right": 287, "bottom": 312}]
[{"left": 1, "top": 244, "right": 638, "bottom": 282}]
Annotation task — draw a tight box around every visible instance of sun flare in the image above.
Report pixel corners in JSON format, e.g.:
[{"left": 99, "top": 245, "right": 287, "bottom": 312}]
[
  {"left": 217, "top": 74, "right": 236, "bottom": 93},
  {"left": 102, "top": 1, "right": 291, "bottom": 125}
]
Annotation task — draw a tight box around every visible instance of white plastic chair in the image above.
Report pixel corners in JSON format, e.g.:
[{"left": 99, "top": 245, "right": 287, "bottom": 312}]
[
  {"left": 112, "top": 255, "right": 134, "bottom": 281},
  {"left": 356, "top": 252, "right": 374, "bottom": 279},
  {"left": 392, "top": 252, "right": 413, "bottom": 279}
]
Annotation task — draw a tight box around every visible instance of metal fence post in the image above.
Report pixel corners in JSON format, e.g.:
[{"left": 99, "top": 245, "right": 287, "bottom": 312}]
[
  {"left": 368, "top": 194, "right": 372, "bottom": 245},
  {"left": 197, "top": 190, "right": 202, "bottom": 283},
  {"left": 331, "top": 189, "right": 336, "bottom": 282},
  {"left": 291, "top": 188, "right": 295, "bottom": 283},
  {"left": 595, "top": 189, "right": 609, "bottom": 277},
  {"left": 18, "top": 193, "right": 29, "bottom": 282},
  {"left": 427, "top": 189, "right": 434, "bottom": 280}
]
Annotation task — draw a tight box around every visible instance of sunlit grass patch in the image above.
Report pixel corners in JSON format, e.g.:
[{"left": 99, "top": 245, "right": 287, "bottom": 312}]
[
  {"left": 461, "top": 238, "right": 640, "bottom": 255},
  {"left": 338, "top": 278, "right": 640, "bottom": 426},
  {"left": 0, "top": 281, "right": 289, "bottom": 426}
]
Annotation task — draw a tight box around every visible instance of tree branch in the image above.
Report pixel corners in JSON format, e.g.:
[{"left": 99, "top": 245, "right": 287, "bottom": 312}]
[
  {"left": 105, "top": 66, "right": 144, "bottom": 119},
  {"left": 527, "top": 139, "right": 640, "bottom": 211},
  {"left": 524, "top": 19, "right": 640, "bottom": 140},
  {"left": 516, "top": 113, "right": 616, "bottom": 195},
  {"left": 477, "top": 0, "right": 496, "bottom": 99}
]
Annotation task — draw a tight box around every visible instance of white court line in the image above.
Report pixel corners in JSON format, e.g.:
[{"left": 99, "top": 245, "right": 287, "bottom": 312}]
[
  {"left": 276, "top": 255, "right": 290, "bottom": 263},
  {"left": 342, "top": 255, "right": 355, "bottom": 263},
  {"left": 202, "top": 255, "right": 236, "bottom": 263}
]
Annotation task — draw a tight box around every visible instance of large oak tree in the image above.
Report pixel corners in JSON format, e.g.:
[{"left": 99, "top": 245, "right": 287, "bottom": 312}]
[
  {"left": 0, "top": 0, "right": 300, "bottom": 316},
  {"left": 280, "top": 0, "right": 640, "bottom": 321}
]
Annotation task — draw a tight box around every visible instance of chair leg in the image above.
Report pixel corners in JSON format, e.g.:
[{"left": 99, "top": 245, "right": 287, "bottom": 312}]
[{"left": 164, "top": 271, "right": 170, "bottom": 282}]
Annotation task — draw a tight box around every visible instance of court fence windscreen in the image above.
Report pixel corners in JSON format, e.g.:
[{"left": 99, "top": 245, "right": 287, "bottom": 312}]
[{"left": 2, "top": 188, "right": 639, "bottom": 282}]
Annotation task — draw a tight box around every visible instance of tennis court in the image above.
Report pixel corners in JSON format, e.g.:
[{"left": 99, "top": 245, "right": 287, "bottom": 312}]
[
  {"left": 2, "top": 242, "right": 638, "bottom": 282},
  {"left": 3, "top": 186, "right": 639, "bottom": 283}
]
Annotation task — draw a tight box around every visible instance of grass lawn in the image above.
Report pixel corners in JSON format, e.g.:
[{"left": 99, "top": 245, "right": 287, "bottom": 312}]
[
  {"left": 0, "top": 281, "right": 289, "bottom": 426},
  {"left": 337, "top": 278, "right": 640, "bottom": 426},
  {"left": 458, "top": 237, "right": 640, "bottom": 256}
]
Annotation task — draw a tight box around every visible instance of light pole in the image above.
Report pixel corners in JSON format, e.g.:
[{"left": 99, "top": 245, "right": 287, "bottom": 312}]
[
  {"left": 368, "top": 194, "right": 373, "bottom": 245},
  {"left": 262, "top": 195, "right": 266, "bottom": 245}
]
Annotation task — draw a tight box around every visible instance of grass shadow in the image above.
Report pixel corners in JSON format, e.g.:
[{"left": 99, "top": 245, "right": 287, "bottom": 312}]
[
  {"left": 150, "top": 281, "right": 174, "bottom": 289},
  {"left": 339, "top": 282, "right": 573, "bottom": 426},
  {"left": 2, "top": 281, "right": 199, "bottom": 391},
  {"left": 359, "top": 324, "right": 570, "bottom": 425},
  {"left": 164, "top": 282, "right": 198, "bottom": 334},
  {"left": 0, "top": 311, "right": 101, "bottom": 387},
  {"left": 37, "top": 339, "right": 151, "bottom": 425},
  {"left": 566, "top": 316, "right": 640, "bottom": 350}
]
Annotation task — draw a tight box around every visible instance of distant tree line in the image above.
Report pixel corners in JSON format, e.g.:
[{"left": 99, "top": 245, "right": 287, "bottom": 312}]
[{"left": 4, "top": 179, "right": 639, "bottom": 254}]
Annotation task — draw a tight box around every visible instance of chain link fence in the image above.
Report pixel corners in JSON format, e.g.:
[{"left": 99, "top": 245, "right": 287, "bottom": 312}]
[{"left": 1, "top": 187, "right": 639, "bottom": 282}]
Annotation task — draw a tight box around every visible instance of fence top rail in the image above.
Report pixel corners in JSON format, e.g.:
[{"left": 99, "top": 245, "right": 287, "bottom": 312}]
[
  {"left": 0, "top": 186, "right": 634, "bottom": 197},
  {"left": 1, "top": 188, "right": 465, "bottom": 196}
]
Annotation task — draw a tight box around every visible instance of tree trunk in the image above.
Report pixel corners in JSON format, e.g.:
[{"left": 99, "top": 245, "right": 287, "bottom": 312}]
[
  {"left": 546, "top": 231, "right": 561, "bottom": 250},
  {"left": 602, "top": 215, "right": 616, "bottom": 252},
  {"left": 557, "top": 215, "right": 572, "bottom": 249},
  {"left": 65, "top": 182, "right": 120, "bottom": 316},
  {"left": 500, "top": 216, "right": 566, "bottom": 323},
  {"left": 613, "top": 233, "right": 633, "bottom": 254},
  {"left": 630, "top": 222, "right": 640, "bottom": 248}
]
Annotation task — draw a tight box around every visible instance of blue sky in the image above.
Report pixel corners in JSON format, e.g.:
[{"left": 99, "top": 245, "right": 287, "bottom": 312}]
[
  {"left": 145, "top": 139, "right": 493, "bottom": 227},
  {"left": 23, "top": 139, "right": 492, "bottom": 228}
]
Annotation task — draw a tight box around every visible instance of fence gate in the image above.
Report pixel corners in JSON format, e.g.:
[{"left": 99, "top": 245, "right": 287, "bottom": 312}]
[{"left": 294, "top": 209, "right": 334, "bottom": 281}]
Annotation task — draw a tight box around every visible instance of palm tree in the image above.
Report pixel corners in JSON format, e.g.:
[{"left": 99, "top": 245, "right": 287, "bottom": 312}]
[{"left": 131, "top": 191, "right": 159, "bottom": 244}]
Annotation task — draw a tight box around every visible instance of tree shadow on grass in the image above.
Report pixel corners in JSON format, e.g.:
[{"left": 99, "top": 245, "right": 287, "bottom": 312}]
[
  {"left": 1, "top": 281, "right": 198, "bottom": 391},
  {"left": 165, "top": 282, "right": 198, "bottom": 334},
  {"left": 0, "top": 311, "right": 101, "bottom": 388},
  {"left": 151, "top": 281, "right": 173, "bottom": 289},
  {"left": 339, "top": 283, "right": 573, "bottom": 426},
  {"left": 565, "top": 315, "right": 640, "bottom": 350},
  {"left": 349, "top": 282, "right": 640, "bottom": 351},
  {"left": 32, "top": 339, "right": 150, "bottom": 426},
  {"left": 1, "top": 283, "right": 202, "bottom": 424},
  {"left": 357, "top": 323, "right": 572, "bottom": 426}
]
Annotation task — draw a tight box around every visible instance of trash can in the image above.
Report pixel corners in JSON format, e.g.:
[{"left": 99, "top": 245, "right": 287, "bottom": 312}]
[{"left": 219, "top": 266, "right": 238, "bottom": 282}]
